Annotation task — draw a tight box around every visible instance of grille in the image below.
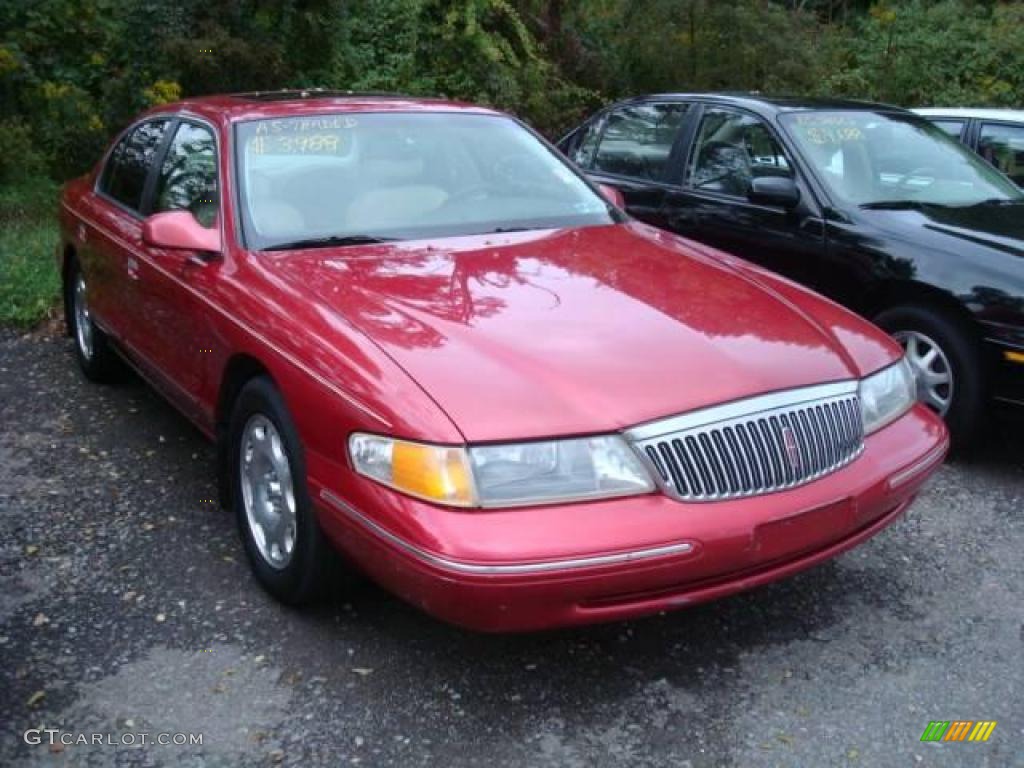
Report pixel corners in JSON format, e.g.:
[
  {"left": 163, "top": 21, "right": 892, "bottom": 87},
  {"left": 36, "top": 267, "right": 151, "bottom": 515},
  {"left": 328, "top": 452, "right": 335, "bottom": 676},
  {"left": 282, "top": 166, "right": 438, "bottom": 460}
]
[{"left": 626, "top": 382, "right": 865, "bottom": 501}]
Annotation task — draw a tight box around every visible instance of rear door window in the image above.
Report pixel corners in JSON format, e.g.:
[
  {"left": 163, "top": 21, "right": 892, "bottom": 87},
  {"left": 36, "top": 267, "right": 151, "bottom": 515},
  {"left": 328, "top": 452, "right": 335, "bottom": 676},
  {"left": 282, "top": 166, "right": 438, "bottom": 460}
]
[
  {"left": 100, "top": 120, "right": 169, "bottom": 212},
  {"left": 591, "top": 103, "right": 689, "bottom": 181}
]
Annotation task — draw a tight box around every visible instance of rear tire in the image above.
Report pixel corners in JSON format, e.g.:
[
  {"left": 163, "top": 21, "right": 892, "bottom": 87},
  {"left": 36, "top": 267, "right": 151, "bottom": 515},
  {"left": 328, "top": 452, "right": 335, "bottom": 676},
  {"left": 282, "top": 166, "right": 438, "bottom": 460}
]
[
  {"left": 874, "top": 304, "right": 986, "bottom": 450},
  {"left": 65, "top": 259, "right": 122, "bottom": 382},
  {"left": 228, "top": 376, "right": 329, "bottom": 604}
]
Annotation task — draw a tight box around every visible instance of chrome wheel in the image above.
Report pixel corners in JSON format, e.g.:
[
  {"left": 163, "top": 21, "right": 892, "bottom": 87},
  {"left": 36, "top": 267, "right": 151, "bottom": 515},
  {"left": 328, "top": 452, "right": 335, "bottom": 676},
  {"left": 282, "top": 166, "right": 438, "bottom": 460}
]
[
  {"left": 239, "top": 414, "right": 297, "bottom": 570},
  {"left": 894, "top": 329, "right": 953, "bottom": 416},
  {"left": 73, "top": 273, "right": 94, "bottom": 361}
]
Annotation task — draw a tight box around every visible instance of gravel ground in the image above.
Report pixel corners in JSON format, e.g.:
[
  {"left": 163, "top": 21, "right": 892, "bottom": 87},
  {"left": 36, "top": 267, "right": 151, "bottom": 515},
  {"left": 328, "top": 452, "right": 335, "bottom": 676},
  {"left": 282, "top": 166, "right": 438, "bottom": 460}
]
[{"left": 1, "top": 329, "right": 1022, "bottom": 768}]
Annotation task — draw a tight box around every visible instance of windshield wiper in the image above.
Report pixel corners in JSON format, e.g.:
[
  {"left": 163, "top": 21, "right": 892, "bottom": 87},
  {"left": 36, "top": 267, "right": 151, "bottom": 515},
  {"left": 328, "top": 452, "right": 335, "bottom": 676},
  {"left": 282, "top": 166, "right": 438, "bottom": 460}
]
[
  {"left": 262, "top": 234, "right": 397, "bottom": 251},
  {"left": 858, "top": 200, "right": 947, "bottom": 211},
  {"left": 484, "top": 226, "right": 535, "bottom": 234},
  {"left": 961, "top": 197, "right": 1023, "bottom": 208}
]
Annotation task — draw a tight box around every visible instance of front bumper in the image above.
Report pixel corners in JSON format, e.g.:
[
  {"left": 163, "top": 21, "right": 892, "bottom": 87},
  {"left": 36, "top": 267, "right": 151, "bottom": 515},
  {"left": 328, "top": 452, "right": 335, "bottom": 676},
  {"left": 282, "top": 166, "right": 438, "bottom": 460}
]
[
  {"left": 981, "top": 320, "right": 1024, "bottom": 408},
  {"left": 313, "top": 404, "right": 948, "bottom": 632}
]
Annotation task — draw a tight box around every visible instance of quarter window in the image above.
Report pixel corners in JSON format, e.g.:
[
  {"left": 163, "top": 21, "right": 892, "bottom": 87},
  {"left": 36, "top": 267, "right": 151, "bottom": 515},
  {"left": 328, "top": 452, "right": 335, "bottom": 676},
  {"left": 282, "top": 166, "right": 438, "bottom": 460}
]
[
  {"left": 687, "top": 108, "right": 792, "bottom": 197},
  {"left": 100, "top": 120, "right": 169, "bottom": 211},
  {"left": 978, "top": 122, "right": 1024, "bottom": 187},
  {"left": 591, "top": 103, "right": 688, "bottom": 181},
  {"left": 153, "top": 122, "right": 219, "bottom": 227},
  {"left": 570, "top": 114, "right": 607, "bottom": 169},
  {"left": 930, "top": 119, "right": 966, "bottom": 140}
]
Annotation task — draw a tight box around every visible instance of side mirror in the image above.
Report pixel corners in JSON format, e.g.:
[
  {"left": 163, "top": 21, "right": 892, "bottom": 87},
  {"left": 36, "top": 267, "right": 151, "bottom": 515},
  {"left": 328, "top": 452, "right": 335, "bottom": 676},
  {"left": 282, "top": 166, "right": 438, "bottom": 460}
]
[
  {"left": 599, "top": 183, "right": 625, "bottom": 208},
  {"left": 142, "top": 210, "right": 221, "bottom": 253},
  {"left": 748, "top": 176, "right": 800, "bottom": 209}
]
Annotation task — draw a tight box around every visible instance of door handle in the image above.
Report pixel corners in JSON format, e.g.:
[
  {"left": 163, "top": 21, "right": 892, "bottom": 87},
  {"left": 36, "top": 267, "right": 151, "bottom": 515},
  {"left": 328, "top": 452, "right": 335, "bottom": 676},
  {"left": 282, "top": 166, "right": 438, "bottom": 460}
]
[
  {"left": 183, "top": 251, "right": 219, "bottom": 270},
  {"left": 125, "top": 257, "right": 140, "bottom": 280}
]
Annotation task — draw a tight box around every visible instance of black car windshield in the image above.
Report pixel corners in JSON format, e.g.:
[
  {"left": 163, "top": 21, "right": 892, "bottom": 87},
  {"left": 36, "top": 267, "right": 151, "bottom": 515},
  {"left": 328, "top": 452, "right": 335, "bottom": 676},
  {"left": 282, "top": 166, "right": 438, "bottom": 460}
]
[
  {"left": 781, "top": 110, "right": 1024, "bottom": 208},
  {"left": 235, "top": 113, "right": 614, "bottom": 250}
]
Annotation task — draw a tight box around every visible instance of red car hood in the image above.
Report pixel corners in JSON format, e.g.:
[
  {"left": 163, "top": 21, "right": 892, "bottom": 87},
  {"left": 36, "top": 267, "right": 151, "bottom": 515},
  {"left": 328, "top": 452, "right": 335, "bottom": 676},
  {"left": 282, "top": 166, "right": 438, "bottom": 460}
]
[{"left": 263, "top": 222, "right": 893, "bottom": 442}]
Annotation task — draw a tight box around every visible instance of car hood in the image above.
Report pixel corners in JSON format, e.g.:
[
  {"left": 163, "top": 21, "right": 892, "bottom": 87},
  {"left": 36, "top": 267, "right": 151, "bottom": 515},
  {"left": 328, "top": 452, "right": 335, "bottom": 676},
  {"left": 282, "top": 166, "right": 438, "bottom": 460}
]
[
  {"left": 263, "top": 222, "right": 889, "bottom": 442},
  {"left": 860, "top": 202, "right": 1024, "bottom": 259}
]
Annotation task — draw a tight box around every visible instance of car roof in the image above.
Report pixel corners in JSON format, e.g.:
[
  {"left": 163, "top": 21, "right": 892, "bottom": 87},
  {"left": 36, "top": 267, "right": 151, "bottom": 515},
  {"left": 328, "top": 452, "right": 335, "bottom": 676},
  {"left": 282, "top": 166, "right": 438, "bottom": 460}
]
[
  {"left": 913, "top": 107, "right": 1024, "bottom": 123},
  {"left": 613, "top": 92, "right": 908, "bottom": 115},
  {"left": 142, "top": 90, "right": 502, "bottom": 124}
]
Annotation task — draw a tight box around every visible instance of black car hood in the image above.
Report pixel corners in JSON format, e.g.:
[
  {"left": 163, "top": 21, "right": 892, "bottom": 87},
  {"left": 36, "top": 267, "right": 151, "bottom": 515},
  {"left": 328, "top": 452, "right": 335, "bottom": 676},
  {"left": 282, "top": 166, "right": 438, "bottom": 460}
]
[{"left": 860, "top": 202, "right": 1024, "bottom": 260}]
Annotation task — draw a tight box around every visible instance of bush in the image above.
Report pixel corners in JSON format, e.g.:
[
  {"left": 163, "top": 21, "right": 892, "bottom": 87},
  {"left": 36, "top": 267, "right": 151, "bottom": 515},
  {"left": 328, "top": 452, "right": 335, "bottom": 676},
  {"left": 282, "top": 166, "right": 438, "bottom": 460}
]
[
  {"left": 31, "top": 81, "right": 108, "bottom": 179},
  {"left": 332, "top": 0, "right": 596, "bottom": 137},
  {"left": 0, "top": 118, "right": 48, "bottom": 186}
]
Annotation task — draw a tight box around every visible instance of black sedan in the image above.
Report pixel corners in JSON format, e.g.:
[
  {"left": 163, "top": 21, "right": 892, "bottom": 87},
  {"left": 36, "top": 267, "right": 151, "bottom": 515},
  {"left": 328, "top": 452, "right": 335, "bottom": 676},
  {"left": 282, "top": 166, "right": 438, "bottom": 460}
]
[{"left": 559, "top": 94, "right": 1024, "bottom": 448}]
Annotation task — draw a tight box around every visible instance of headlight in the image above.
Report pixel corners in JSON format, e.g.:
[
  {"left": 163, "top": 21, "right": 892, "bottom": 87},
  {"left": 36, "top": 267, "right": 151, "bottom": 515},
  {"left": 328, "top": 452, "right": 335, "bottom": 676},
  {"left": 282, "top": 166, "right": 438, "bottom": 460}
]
[
  {"left": 349, "top": 433, "right": 654, "bottom": 508},
  {"left": 859, "top": 357, "right": 916, "bottom": 434},
  {"left": 468, "top": 435, "right": 654, "bottom": 507}
]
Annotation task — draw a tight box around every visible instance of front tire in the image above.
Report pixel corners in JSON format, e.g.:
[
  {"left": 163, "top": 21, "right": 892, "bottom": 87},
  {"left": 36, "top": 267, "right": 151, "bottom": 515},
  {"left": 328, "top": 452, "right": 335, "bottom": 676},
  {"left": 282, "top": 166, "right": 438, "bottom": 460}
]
[
  {"left": 228, "top": 376, "right": 328, "bottom": 604},
  {"left": 65, "top": 259, "right": 122, "bottom": 382},
  {"left": 875, "top": 304, "right": 986, "bottom": 449}
]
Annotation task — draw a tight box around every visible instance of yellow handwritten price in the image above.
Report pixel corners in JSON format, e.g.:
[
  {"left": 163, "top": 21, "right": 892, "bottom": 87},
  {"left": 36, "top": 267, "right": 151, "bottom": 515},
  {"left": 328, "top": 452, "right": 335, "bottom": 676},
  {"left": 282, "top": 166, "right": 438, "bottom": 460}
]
[{"left": 249, "top": 133, "right": 343, "bottom": 155}]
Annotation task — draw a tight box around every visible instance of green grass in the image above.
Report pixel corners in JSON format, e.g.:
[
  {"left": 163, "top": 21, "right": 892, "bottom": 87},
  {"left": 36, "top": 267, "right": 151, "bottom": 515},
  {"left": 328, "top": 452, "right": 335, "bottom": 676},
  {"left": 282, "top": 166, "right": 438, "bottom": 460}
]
[{"left": 0, "top": 179, "right": 61, "bottom": 329}]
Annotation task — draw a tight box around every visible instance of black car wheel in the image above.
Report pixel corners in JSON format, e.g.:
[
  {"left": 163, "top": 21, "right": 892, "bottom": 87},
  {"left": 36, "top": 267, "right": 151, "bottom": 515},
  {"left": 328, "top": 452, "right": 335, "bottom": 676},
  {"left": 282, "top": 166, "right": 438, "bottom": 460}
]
[
  {"left": 875, "top": 304, "right": 985, "bottom": 449},
  {"left": 65, "top": 259, "right": 122, "bottom": 382},
  {"left": 228, "top": 376, "right": 330, "bottom": 604}
]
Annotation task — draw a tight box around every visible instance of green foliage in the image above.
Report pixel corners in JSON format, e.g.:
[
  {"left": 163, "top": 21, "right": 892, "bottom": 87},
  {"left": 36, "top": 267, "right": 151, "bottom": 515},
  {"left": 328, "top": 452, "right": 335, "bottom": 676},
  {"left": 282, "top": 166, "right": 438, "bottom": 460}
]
[
  {"left": 0, "top": 118, "right": 48, "bottom": 186},
  {"left": 0, "top": 0, "right": 1021, "bottom": 327},
  {"left": 334, "top": 0, "right": 597, "bottom": 134},
  {"left": 566, "top": 0, "right": 812, "bottom": 95},
  {"left": 562, "top": 0, "right": 1024, "bottom": 108},
  {"left": 819, "top": 1, "right": 1024, "bottom": 106},
  {"left": 3, "top": 0, "right": 1022, "bottom": 186},
  {"left": 0, "top": 178, "right": 60, "bottom": 328},
  {"left": 0, "top": 217, "right": 60, "bottom": 328}
]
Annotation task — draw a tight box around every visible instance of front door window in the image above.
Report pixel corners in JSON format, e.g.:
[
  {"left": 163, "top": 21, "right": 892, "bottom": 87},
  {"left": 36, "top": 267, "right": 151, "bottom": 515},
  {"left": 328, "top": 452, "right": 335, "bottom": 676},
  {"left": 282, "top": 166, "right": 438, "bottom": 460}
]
[
  {"left": 153, "top": 122, "right": 219, "bottom": 227},
  {"left": 687, "top": 108, "right": 792, "bottom": 197}
]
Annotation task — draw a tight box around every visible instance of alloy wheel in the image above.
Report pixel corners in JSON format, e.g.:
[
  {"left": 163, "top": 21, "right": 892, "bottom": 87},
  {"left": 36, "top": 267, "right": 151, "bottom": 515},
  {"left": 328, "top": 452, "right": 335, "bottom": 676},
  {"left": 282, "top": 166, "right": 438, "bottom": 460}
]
[
  {"left": 73, "top": 273, "right": 94, "bottom": 361},
  {"left": 894, "top": 329, "right": 954, "bottom": 417}
]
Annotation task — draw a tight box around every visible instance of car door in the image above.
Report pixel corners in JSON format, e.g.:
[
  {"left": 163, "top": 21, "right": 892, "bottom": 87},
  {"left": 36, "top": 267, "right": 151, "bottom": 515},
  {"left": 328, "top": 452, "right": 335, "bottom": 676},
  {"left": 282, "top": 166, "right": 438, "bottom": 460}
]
[
  {"left": 976, "top": 121, "right": 1024, "bottom": 187},
  {"left": 134, "top": 118, "right": 222, "bottom": 420},
  {"left": 564, "top": 101, "right": 692, "bottom": 229},
  {"left": 659, "top": 104, "right": 826, "bottom": 289},
  {"left": 84, "top": 119, "right": 171, "bottom": 347}
]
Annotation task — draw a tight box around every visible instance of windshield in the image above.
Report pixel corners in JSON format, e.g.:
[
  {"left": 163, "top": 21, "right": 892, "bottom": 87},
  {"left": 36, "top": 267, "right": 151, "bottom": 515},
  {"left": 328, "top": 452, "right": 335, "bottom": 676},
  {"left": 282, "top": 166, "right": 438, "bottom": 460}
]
[
  {"left": 780, "top": 110, "right": 1024, "bottom": 208},
  {"left": 235, "top": 113, "right": 614, "bottom": 249}
]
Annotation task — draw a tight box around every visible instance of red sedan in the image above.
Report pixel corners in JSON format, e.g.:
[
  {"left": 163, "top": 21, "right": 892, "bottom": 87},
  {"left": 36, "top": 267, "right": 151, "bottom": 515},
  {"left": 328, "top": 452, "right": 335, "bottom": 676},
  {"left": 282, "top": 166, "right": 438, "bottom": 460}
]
[{"left": 57, "top": 91, "right": 948, "bottom": 632}]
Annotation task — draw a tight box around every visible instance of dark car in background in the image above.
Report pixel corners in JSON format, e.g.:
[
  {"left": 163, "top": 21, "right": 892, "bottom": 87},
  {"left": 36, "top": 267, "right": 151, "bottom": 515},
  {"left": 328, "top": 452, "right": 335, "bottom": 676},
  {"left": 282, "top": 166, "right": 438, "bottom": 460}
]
[
  {"left": 914, "top": 108, "right": 1024, "bottom": 188},
  {"left": 559, "top": 94, "right": 1024, "bottom": 448}
]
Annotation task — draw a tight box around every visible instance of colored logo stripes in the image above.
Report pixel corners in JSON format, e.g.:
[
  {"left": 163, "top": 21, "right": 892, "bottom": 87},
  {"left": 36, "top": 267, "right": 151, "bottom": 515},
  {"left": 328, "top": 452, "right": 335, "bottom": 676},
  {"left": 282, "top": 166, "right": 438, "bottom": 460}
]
[{"left": 920, "top": 721, "right": 997, "bottom": 742}]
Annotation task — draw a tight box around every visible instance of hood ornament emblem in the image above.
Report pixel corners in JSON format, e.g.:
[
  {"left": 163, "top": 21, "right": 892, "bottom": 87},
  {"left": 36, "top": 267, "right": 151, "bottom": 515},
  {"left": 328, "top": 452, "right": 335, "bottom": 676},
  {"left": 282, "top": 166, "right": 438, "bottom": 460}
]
[{"left": 781, "top": 425, "right": 801, "bottom": 473}]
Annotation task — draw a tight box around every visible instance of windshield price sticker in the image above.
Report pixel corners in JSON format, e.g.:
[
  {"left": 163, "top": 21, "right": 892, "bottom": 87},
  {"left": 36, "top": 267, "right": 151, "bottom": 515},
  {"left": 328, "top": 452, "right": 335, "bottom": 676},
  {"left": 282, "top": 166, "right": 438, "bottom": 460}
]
[
  {"left": 249, "top": 133, "right": 344, "bottom": 155},
  {"left": 249, "top": 116, "right": 357, "bottom": 155},
  {"left": 792, "top": 114, "right": 864, "bottom": 145},
  {"left": 254, "top": 116, "right": 358, "bottom": 134}
]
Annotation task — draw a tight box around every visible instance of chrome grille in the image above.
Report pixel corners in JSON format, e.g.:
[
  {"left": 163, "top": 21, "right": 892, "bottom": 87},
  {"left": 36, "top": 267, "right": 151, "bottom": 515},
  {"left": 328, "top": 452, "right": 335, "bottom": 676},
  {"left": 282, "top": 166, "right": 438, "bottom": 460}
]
[{"left": 625, "top": 382, "right": 865, "bottom": 501}]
